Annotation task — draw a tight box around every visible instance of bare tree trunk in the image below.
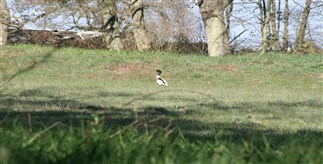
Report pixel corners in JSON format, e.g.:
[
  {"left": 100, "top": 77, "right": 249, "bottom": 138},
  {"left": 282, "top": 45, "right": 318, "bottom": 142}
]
[
  {"left": 131, "top": 0, "right": 151, "bottom": 51},
  {"left": 101, "top": 0, "right": 124, "bottom": 50},
  {"left": 282, "top": 0, "right": 289, "bottom": 50},
  {"left": 295, "top": 0, "right": 312, "bottom": 48},
  {"left": 277, "top": 0, "right": 281, "bottom": 39},
  {"left": 270, "top": 0, "right": 279, "bottom": 50},
  {"left": 200, "top": 0, "right": 233, "bottom": 57},
  {"left": 258, "top": 0, "right": 265, "bottom": 42},
  {"left": 277, "top": 0, "right": 281, "bottom": 49},
  {"left": 0, "top": 0, "right": 10, "bottom": 46},
  {"left": 266, "top": 0, "right": 272, "bottom": 50},
  {"left": 259, "top": 0, "right": 271, "bottom": 53}
]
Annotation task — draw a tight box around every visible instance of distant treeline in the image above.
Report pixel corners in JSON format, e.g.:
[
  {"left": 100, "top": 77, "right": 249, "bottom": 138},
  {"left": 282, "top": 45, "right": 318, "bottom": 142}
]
[
  {"left": 8, "top": 29, "right": 106, "bottom": 49},
  {"left": 8, "top": 29, "right": 209, "bottom": 54}
]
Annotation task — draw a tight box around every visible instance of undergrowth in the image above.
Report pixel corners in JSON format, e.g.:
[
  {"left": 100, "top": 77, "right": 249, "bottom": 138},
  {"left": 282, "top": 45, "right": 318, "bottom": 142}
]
[{"left": 1, "top": 116, "right": 322, "bottom": 164}]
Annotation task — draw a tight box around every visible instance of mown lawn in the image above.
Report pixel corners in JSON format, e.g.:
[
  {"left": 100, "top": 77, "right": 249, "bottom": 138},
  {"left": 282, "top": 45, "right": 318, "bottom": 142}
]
[{"left": 0, "top": 44, "right": 322, "bottom": 163}]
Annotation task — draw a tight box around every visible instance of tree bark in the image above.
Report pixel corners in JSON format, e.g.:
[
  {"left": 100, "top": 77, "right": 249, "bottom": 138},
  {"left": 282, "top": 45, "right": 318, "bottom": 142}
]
[
  {"left": 131, "top": 0, "right": 151, "bottom": 51},
  {"left": 258, "top": 0, "right": 265, "bottom": 45},
  {"left": 282, "top": 0, "right": 289, "bottom": 50},
  {"left": 0, "top": 0, "right": 10, "bottom": 46},
  {"left": 295, "top": 0, "right": 312, "bottom": 48},
  {"left": 277, "top": 0, "right": 281, "bottom": 49},
  {"left": 200, "top": 0, "right": 232, "bottom": 57},
  {"left": 258, "top": 0, "right": 271, "bottom": 53},
  {"left": 270, "top": 0, "right": 279, "bottom": 50},
  {"left": 101, "top": 0, "right": 124, "bottom": 50}
]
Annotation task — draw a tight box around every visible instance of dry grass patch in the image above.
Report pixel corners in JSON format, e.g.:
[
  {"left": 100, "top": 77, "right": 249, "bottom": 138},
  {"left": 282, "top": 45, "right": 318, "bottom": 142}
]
[{"left": 100, "top": 62, "right": 160, "bottom": 77}]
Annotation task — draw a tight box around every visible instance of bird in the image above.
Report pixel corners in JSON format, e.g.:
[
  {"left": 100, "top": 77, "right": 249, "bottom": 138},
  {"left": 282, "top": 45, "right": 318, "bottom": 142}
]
[
  {"left": 156, "top": 69, "right": 168, "bottom": 86},
  {"left": 194, "top": 0, "right": 203, "bottom": 7}
]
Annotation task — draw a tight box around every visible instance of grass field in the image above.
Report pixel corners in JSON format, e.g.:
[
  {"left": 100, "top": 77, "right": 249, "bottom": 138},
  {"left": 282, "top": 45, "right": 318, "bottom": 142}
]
[{"left": 0, "top": 44, "right": 323, "bottom": 163}]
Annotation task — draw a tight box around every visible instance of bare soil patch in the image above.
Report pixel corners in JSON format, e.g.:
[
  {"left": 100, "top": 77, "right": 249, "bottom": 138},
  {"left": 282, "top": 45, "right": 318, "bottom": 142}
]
[{"left": 100, "top": 62, "right": 159, "bottom": 77}]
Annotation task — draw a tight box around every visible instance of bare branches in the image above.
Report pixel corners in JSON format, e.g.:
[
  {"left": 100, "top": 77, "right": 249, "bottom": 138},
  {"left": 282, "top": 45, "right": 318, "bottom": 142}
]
[
  {"left": 229, "top": 29, "right": 247, "bottom": 44},
  {"left": 9, "top": 13, "right": 47, "bottom": 34},
  {"left": 3, "top": 0, "right": 322, "bottom": 53}
]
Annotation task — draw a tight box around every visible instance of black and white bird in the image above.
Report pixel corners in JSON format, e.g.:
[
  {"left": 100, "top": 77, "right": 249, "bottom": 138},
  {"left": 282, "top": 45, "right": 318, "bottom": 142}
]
[
  {"left": 194, "top": 0, "right": 203, "bottom": 7},
  {"left": 156, "top": 69, "right": 168, "bottom": 86}
]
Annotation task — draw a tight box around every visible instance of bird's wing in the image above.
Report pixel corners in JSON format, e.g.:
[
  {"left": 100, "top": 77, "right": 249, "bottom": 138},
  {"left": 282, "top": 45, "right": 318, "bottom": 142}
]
[
  {"left": 157, "top": 78, "right": 165, "bottom": 83},
  {"left": 157, "top": 77, "right": 168, "bottom": 86}
]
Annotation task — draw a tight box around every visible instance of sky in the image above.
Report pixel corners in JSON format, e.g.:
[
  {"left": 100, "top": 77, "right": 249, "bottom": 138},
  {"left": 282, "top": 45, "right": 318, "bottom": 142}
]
[{"left": 231, "top": 0, "right": 323, "bottom": 49}]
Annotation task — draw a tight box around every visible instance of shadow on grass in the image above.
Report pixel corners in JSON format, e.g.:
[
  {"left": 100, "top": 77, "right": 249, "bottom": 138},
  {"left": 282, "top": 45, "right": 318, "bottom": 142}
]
[{"left": 1, "top": 89, "right": 322, "bottom": 143}]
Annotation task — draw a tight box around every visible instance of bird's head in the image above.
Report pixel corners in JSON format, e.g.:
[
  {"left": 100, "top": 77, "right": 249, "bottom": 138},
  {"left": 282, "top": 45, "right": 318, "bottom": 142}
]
[{"left": 156, "top": 69, "right": 162, "bottom": 75}]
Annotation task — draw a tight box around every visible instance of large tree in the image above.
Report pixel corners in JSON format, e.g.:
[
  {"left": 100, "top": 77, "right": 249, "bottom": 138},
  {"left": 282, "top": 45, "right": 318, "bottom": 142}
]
[
  {"left": 131, "top": 0, "right": 150, "bottom": 51},
  {"left": 295, "top": 0, "right": 312, "bottom": 49},
  {"left": 100, "top": 0, "right": 124, "bottom": 50},
  {"left": 199, "top": 0, "right": 233, "bottom": 57},
  {"left": 0, "top": 0, "right": 10, "bottom": 46},
  {"left": 70, "top": 0, "right": 150, "bottom": 51}
]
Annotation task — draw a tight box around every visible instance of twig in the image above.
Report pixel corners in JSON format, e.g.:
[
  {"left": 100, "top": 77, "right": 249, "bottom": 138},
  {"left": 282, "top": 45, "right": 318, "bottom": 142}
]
[
  {"left": 230, "top": 29, "right": 247, "bottom": 44},
  {"left": 26, "top": 122, "right": 61, "bottom": 145},
  {"left": 0, "top": 48, "right": 56, "bottom": 90},
  {"left": 108, "top": 120, "right": 140, "bottom": 139}
]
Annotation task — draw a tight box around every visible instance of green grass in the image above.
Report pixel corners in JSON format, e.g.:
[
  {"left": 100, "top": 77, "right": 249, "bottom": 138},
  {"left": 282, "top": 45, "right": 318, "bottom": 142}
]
[{"left": 0, "top": 44, "right": 323, "bottom": 163}]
